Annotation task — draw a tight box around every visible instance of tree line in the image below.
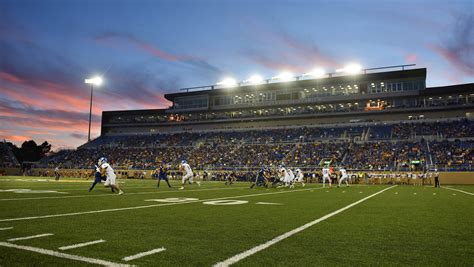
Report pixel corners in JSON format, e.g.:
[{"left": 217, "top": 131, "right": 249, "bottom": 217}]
[{"left": 6, "top": 140, "right": 51, "bottom": 163}]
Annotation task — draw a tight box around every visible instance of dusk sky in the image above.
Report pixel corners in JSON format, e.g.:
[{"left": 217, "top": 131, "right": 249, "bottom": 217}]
[{"left": 1, "top": 0, "right": 473, "bottom": 150}]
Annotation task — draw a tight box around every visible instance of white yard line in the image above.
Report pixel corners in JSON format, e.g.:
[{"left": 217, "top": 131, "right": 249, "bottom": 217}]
[
  {"left": 8, "top": 233, "right": 54, "bottom": 242},
  {"left": 442, "top": 186, "right": 474, "bottom": 196},
  {"left": 0, "top": 186, "right": 246, "bottom": 201},
  {"left": 122, "top": 247, "right": 166, "bottom": 261},
  {"left": 0, "top": 187, "right": 324, "bottom": 222},
  {"left": 255, "top": 202, "right": 282, "bottom": 205},
  {"left": 1, "top": 186, "right": 155, "bottom": 191},
  {"left": 0, "top": 227, "right": 13, "bottom": 230},
  {"left": 213, "top": 185, "right": 397, "bottom": 267},
  {"left": 58, "top": 239, "right": 106, "bottom": 251},
  {"left": 0, "top": 242, "right": 131, "bottom": 266}
]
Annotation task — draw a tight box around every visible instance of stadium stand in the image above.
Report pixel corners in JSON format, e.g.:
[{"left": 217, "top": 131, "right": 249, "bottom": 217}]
[
  {"left": 0, "top": 141, "right": 20, "bottom": 168},
  {"left": 37, "top": 67, "right": 474, "bottom": 174},
  {"left": 41, "top": 119, "right": 473, "bottom": 171}
]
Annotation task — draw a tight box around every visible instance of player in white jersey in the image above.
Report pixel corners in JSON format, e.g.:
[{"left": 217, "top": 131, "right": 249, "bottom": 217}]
[
  {"left": 293, "top": 168, "right": 306, "bottom": 188},
  {"left": 179, "top": 160, "right": 200, "bottom": 190},
  {"left": 287, "top": 168, "right": 296, "bottom": 188},
  {"left": 338, "top": 166, "right": 349, "bottom": 187},
  {"left": 98, "top": 157, "right": 123, "bottom": 195},
  {"left": 277, "top": 166, "right": 290, "bottom": 187},
  {"left": 322, "top": 167, "right": 332, "bottom": 188}
]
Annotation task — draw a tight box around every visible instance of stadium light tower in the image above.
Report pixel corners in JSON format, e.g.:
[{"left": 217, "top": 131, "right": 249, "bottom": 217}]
[{"left": 84, "top": 76, "right": 103, "bottom": 142}]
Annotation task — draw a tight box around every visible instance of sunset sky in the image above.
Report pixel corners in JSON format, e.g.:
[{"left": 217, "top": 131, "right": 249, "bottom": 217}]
[{"left": 1, "top": 0, "right": 473, "bottom": 150}]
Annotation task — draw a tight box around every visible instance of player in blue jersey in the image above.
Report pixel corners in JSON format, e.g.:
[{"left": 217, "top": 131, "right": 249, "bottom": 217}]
[
  {"left": 156, "top": 163, "right": 172, "bottom": 188},
  {"left": 89, "top": 165, "right": 108, "bottom": 192},
  {"left": 250, "top": 167, "right": 269, "bottom": 189}
]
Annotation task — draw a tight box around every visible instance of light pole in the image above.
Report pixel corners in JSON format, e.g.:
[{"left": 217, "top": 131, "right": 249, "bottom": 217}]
[{"left": 84, "top": 76, "right": 103, "bottom": 142}]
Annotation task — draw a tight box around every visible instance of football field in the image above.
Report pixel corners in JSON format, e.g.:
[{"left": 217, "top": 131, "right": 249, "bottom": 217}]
[{"left": 0, "top": 176, "right": 472, "bottom": 266}]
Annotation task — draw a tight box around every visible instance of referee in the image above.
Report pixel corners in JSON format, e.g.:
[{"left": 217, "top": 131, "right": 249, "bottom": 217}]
[{"left": 434, "top": 169, "right": 440, "bottom": 188}]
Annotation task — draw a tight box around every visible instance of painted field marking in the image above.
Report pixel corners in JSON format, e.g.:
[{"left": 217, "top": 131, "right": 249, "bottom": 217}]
[
  {"left": 2, "top": 186, "right": 161, "bottom": 191},
  {"left": 213, "top": 185, "right": 397, "bottom": 267},
  {"left": 122, "top": 247, "right": 166, "bottom": 261},
  {"left": 0, "top": 186, "right": 246, "bottom": 201},
  {"left": 145, "top": 197, "right": 199, "bottom": 203},
  {"left": 0, "top": 189, "right": 68, "bottom": 194},
  {"left": 203, "top": 200, "right": 248, "bottom": 205},
  {"left": 0, "top": 186, "right": 326, "bottom": 222},
  {"left": 0, "top": 242, "right": 131, "bottom": 266},
  {"left": 8, "top": 233, "right": 54, "bottom": 242},
  {"left": 442, "top": 187, "right": 473, "bottom": 196},
  {"left": 255, "top": 202, "right": 282, "bottom": 205},
  {"left": 58, "top": 239, "right": 106, "bottom": 251},
  {"left": 0, "top": 227, "right": 13, "bottom": 230}
]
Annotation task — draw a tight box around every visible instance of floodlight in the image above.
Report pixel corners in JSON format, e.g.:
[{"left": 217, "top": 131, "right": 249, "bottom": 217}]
[
  {"left": 272, "top": 72, "right": 294, "bottom": 81},
  {"left": 245, "top": 74, "right": 264, "bottom": 84},
  {"left": 304, "top": 68, "right": 325, "bottom": 78},
  {"left": 217, "top": 77, "right": 237, "bottom": 87},
  {"left": 336, "top": 63, "right": 362, "bottom": 74},
  {"left": 84, "top": 76, "right": 103, "bottom": 86}
]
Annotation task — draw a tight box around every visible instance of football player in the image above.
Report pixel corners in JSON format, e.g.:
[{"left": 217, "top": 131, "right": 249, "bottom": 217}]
[
  {"left": 89, "top": 165, "right": 107, "bottom": 192},
  {"left": 250, "top": 167, "right": 269, "bottom": 189},
  {"left": 322, "top": 166, "right": 332, "bottom": 188},
  {"left": 287, "top": 168, "right": 296, "bottom": 188},
  {"left": 338, "top": 166, "right": 349, "bottom": 187},
  {"left": 294, "top": 168, "right": 306, "bottom": 187},
  {"left": 98, "top": 157, "right": 124, "bottom": 195},
  {"left": 277, "top": 165, "right": 290, "bottom": 188},
  {"left": 157, "top": 163, "right": 172, "bottom": 188},
  {"left": 54, "top": 166, "right": 61, "bottom": 181},
  {"left": 179, "top": 160, "right": 200, "bottom": 190},
  {"left": 225, "top": 170, "right": 236, "bottom": 185}
]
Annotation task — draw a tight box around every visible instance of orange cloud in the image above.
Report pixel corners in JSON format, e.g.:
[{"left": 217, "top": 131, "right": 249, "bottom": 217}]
[{"left": 1, "top": 135, "right": 32, "bottom": 142}]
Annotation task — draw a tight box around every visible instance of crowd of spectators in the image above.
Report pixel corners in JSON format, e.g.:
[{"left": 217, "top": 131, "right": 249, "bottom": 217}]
[
  {"left": 429, "top": 141, "right": 473, "bottom": 170},
  {"left": 392, "top": 119, "right": 473, "bottom": 139},
  {"left": 344, "top": 142, "right": 396, "bottom": 170},
  {"left": 39, "top": 120, "right": 473, "bottom": 171}
]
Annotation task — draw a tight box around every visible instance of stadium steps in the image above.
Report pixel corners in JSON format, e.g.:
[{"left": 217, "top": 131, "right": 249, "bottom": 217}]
[
  {"left": 364, "top": 128, "right": 370, "bottom": 141},
  {"left": 340, "top": 142, "right": 352, "bottom": 164},
  {"left": 1, "top": 142, "right": 19, "bottom": 166},
  {"left": 425, "top": 140, "right": 434, "bottom": 166}
]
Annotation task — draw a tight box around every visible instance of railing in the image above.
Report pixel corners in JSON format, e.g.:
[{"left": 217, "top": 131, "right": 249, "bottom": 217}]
[{"left": 178, "top": 64, "right": 417, "bottom": 93}]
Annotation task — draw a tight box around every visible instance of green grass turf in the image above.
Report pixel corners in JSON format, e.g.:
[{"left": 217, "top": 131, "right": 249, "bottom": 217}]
[{"left": 0, "top": 176, "right": 472, "bottom": 266}]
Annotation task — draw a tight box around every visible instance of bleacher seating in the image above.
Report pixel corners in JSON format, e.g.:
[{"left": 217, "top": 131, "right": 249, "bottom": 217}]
[{"left": 41, "top": 119, "right": 474, "bottom": 171}]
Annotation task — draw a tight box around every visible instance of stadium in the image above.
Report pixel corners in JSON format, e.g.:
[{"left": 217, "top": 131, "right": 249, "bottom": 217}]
[
  {"left": 34, "top": 65, "right": 474, "bottom": 179},
  {"left": 1, "top": 64, "right": 473, "bottom": 266}
]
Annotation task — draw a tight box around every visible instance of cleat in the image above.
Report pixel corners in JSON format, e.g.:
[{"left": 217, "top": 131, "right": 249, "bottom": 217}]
[
  {"left": 179, "top": 186, "right": 184, "bottom": 190},
  {"left": 118, "top": 190, "right": 124, "bottom": 195}
]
